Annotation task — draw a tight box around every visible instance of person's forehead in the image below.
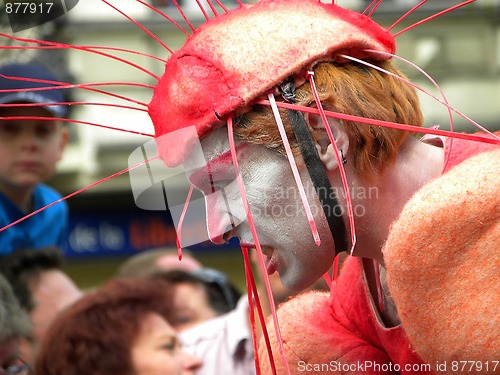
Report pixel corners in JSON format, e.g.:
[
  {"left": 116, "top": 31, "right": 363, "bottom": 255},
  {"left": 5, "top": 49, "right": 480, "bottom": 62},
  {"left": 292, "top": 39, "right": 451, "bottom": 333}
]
[
  {"left": 156, "top": 255, "right": 202, "bottom": 273},
  {"left": 174, "top": 283, "right": 211, "bottom": 307},
  {"left": 138, "top": 312, "right": 176, "bottom": 338},
  {"left": 0, "top": 104, "right": 57, "bottom": 118},
  {"left": 33, "top": 270, "right": 82, "bottom": 307},
  {"left": 199, "top": 127, "right": 231, "bottom": 163}
]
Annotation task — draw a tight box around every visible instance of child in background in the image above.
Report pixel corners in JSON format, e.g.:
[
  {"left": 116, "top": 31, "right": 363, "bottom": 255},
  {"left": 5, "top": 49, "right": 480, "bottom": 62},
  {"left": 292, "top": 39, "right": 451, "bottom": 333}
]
[{"left": 0, "top": 62, "right": 70, "bottom": 254}]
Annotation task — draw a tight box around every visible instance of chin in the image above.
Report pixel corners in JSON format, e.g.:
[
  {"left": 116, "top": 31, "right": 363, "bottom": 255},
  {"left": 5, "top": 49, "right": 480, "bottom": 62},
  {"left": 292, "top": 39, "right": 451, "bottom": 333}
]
[{"left": 279, "top": 271, "right": 318, "bottom": 293}]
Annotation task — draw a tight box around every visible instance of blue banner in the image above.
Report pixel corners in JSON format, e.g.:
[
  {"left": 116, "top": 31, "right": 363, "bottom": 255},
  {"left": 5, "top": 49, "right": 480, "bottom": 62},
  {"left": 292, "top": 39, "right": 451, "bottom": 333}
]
[{"left": 65, "top": 211, "right": 238, "bottom": 259}]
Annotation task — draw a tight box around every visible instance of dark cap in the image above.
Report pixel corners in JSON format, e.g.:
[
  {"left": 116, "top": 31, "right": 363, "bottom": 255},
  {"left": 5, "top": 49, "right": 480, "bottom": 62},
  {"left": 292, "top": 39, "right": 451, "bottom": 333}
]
[{"left": 0, "top": 62, "right": 68, "bottom": 117}]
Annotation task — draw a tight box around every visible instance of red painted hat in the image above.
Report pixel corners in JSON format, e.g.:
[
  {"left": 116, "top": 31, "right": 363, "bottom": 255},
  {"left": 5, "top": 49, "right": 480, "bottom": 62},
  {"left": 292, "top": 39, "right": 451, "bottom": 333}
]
[{"left": 149, "top": 0, "right": 395, "bottom": 167}]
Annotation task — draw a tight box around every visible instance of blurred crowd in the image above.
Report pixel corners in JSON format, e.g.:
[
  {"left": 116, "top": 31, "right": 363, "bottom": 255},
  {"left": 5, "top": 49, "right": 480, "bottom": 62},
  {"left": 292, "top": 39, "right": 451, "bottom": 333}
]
[{"left": 0, "top": 244, "right": 330, "bottom": 375}]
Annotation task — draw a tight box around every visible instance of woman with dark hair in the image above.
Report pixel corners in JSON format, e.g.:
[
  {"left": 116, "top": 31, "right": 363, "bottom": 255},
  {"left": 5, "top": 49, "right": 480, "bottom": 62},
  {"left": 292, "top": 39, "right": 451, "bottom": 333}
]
[{"left": 35, "top": 277, "right": 202, "bottom": 375}]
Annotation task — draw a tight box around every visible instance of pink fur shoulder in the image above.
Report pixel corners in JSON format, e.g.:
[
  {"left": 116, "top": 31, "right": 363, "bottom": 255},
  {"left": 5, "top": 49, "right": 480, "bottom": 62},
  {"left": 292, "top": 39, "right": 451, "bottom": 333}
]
[{"left": 384, "top": 149, "right": 500, "bottom": 367}]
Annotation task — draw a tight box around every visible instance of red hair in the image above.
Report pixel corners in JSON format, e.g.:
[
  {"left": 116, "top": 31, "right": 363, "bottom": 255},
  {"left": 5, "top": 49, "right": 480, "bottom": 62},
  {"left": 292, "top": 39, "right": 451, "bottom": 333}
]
[
  {"left": 235, "top": 60, "right": 423, "bottom": 178},
  {"left": 35, "top": 278, "right": 175, "bottom": 375}
]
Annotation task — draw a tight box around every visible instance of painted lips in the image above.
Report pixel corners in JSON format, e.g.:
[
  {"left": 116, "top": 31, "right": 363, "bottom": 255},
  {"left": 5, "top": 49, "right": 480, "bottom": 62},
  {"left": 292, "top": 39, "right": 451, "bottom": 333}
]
[{"left": 241, "top": 243, "right": 278, "bottom": 275}]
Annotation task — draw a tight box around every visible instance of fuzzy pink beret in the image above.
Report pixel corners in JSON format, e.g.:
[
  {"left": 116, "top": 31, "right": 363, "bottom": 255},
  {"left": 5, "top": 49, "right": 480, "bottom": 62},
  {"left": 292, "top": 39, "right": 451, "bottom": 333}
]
[
  {"left": 149, "top": 0, "right": 395, "bottom": 166},
  {"left": 384, "top": 149, "right": 500, "bottom": 368}
]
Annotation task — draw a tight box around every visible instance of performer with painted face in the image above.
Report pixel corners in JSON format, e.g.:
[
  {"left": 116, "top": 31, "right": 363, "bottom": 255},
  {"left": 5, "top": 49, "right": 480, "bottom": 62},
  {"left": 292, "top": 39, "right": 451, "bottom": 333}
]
[
  {"left": 147, "top": 0, "right": 499, "bottom": 373},
  {"left": 1, "top": 0, "right": 497, "bottom": 374}
]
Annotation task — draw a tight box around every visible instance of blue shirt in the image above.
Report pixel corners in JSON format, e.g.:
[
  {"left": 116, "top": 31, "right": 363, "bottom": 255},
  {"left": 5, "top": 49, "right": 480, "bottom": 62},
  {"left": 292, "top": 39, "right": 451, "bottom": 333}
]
[{"left": 0, "top": 184, "right": 68, "bottom": 255}]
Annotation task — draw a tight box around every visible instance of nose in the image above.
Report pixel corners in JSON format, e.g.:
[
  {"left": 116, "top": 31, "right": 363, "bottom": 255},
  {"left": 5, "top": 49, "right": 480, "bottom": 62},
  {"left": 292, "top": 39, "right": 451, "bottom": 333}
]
[
  {"left": 205, "top": 190, "right": 235, "bottom": 244},
  {"left": 19, "top": 128, "right": 38, "bottom": 150},
  {"left": 183, "top": 352, "right": 203, "bottom": 372},
  {"left": 206, "top": 212, "right": 233, "bottom": 244}
]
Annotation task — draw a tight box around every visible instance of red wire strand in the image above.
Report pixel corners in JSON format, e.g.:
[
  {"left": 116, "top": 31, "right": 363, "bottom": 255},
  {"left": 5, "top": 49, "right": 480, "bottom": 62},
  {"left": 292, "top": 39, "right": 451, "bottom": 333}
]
[
  {"left": 175, "top": 185, "right": 194, "bottom": 260},
  {"left": 134, "top": 0, "right": 191, "bottom": 37},
  {"left": 0, "top": 44, "right": 169, "bottom": 63},
  {"left": 267, "top": 93, "right": 321, "bottom": 246},
  {"left": 0, "top": 101, "right": 147, "bottom": 113},
  {"left": 0, "top": 116, "right": 153, "bottom": 137},
  {"left": 394, "top": 0, "right": 476, "bottom": 37},
  {"left": 213, "top": 0, "right": 229, "bottom": 14},
  {"left": 363, "top": 0, "right": 379, "bottom": 16},
  {"left": 204, "top": 0, "right": 219, "bottom": 17},
  {"left": 101, "top": 0, "right": 174, "bottom": 53},
  {"left": 227, "top": 118, "right": 291, "bottom": 375},
  {"left": 0, "top": 74, "right": 151, "bottom": 107},
  {"left": 388, "top": 0, "right": 428, "bottom": 31},
  {"left": 194, "top": 0, "right": 210, "bottom": 21},
  {"left": 374, "top": 259, "right": 384, "bottom": 312},
  {"left": 242, "top": 247, "right": 279, "bottom": 375},
  {"left": 255, "top": 101, "right": 500, "bottom": 146},
  {"left": 172, "top": 0, "right": 196, "bottom": 33},
  {"left": 0, "top": 156, "right": 159, "bottom": 234},
  {"left": 307, "top": 72, "right": 357, "bottom": 255},
  {"left": 242, "top": 248, "right": 262, "bottom": 375},
  {"left": 358, "top": 50, "right": 456, "bottom": 174},
  {"left": 0, "top": 32, "right": 161, "bottom": 80},
  {"left": 366, "top": 0, "right": 383, "bottom": 18}
]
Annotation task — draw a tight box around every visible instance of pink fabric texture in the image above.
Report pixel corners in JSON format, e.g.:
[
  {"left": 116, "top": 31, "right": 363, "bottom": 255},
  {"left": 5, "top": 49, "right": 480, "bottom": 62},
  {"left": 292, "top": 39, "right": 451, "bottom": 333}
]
[
  {"left": 384, "top": 148, "right": 499, "bottom": 368},
  {"left": 258, "top": 261, "right": 426, "bottom": 375},
  {"left": 149, "top": 0, "right": 395, "bottom": 166}
]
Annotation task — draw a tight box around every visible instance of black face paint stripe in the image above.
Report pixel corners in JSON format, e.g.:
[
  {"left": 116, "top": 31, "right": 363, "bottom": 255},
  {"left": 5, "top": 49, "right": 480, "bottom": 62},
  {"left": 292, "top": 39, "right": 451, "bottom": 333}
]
[{"left": 287, "top": 109, "right": 348, "bottom": 255}]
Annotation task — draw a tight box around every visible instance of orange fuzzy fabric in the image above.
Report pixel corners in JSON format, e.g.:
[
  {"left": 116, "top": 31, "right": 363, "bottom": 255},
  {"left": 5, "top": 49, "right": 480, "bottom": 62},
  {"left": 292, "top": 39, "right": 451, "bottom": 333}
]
[
  {"left": 257, "top": 290, "right": 413, "bottom": 374},
  {"left": 149, "top": 0, "right": 394, "bottom": 167},
  {"left": 384, "top": 149, "right": 500, "bottom": 368}
]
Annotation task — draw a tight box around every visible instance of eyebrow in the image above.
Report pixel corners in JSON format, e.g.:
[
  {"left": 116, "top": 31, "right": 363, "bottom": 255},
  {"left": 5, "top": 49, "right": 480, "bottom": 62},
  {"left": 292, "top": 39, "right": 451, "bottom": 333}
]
[
  {"left": 155, "top": 334, "right": 178, "bottom": 345},
  {"left": 189, "top": 144, "right": 247, "bottom": 188},
  {"left": 206, "top": 143, "right": 246, "bottom": 167}
]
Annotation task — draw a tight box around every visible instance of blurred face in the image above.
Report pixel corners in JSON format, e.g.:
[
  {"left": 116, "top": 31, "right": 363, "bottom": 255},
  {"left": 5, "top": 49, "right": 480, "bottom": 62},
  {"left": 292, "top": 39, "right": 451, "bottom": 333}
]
[
  {"left": 171, "top": 283, "right": 217, "bottom": 332},
  {"left": 156, "top": 255, "right": 202, "bottom": 274},
  {"left": 20, "top": 270, "right": 82, "bottom": 366},
  {"left": 189, "top": 127, "right": 335, "bottom": 291},
  {"left": 131, "top": 313, "right": 202, "bottom": 375},
  {"left": 0, "top": 106, "right": 68, "bottom": 193},
  {"left": 0, "top": 338, "right": 30, "bottom": 375}
]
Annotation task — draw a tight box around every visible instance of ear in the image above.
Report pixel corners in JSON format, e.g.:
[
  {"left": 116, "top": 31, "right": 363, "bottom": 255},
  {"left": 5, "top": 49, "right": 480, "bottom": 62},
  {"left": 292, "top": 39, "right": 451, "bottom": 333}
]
[
  {"left": 305, "top": 112, "right": 349, "bottom": 171},
  {"left": 57, "top": 124, "right": 69, "bottom": 161}
]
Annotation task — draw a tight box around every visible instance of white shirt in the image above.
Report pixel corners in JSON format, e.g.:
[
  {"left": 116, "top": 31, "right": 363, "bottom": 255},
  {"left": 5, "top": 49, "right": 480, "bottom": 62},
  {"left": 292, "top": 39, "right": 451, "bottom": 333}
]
[{"left": 180, "top": 297, "right": 256, "bottom": 375}]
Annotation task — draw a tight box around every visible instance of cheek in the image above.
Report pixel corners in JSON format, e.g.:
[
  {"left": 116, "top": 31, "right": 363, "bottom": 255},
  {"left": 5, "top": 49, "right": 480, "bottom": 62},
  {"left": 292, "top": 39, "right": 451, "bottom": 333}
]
[
  {"left": 277, "top": 191, "right": 337, "bottom": 289},
  {"left": 242, "top": 159, "right": 291, "bottom": 212},
  {"left": 155, "top": 352, "right": 185, "bottom": 375},
  {"left": 0, "top": 145, "right": 14, "bottom": 164},
  {"left": 46, "top": 141, "right": 63, "bottom": 160},
  {"left": 39, "top": 149, "right": 63, "bottom": 176},
  {"left": 133, "top": 349, "right": 177, "bottom": 375}
]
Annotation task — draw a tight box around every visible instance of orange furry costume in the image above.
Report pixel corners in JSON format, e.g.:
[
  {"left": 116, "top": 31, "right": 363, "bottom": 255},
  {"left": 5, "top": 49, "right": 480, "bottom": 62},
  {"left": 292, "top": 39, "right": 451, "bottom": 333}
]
[
  {"left": 258, "top": 138, "right": 499, "bottom": 374},
  {"left": 146, "top": 0, "right": 500, "bottom": 373}
]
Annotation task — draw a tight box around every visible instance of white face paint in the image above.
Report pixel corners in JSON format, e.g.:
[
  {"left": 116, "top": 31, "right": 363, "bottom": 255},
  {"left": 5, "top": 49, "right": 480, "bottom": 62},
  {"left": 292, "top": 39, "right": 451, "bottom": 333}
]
[{"left": 190, "top": 127, "right": 336, "bottom": 291}]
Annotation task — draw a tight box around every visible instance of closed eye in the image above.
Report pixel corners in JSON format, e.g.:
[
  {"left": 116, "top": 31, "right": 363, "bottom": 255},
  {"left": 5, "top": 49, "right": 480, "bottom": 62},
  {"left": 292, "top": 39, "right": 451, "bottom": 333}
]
[{"left": 188, "top": 162, "right": 236, "bottom": 195}]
